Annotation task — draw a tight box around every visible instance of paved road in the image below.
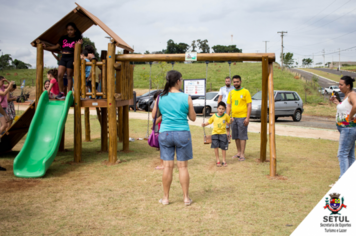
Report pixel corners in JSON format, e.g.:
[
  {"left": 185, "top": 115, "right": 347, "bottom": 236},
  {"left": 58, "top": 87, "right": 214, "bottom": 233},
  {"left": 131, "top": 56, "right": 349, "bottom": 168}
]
[
  {"left": 313, "top": 68, "right": 356, "bottom": 78},
  {"left": 289, "top": 68, "right": 337, "bottom": 88}
]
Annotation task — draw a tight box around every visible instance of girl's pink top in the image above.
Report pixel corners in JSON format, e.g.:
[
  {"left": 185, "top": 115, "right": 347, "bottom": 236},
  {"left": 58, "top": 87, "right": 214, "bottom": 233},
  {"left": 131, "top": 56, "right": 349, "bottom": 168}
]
[
  {"left": 0, "top": 85, "right": 8, "bottom": 108},
  {"left": 50, "top": 78, "right": 60, "bottom": 95}
]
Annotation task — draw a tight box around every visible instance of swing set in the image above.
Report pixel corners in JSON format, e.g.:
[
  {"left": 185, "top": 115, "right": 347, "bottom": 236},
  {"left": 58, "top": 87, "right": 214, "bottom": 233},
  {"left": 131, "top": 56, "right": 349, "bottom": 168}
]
[{"left": 139, "top": 55, "right": 276, "bottom": 176}]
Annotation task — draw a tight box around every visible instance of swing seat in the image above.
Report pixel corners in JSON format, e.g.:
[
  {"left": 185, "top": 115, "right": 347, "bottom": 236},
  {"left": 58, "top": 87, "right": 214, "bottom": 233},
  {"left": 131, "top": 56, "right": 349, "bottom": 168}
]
[{"left": 204, "top": 135, "right": 212, "bottom": 144}]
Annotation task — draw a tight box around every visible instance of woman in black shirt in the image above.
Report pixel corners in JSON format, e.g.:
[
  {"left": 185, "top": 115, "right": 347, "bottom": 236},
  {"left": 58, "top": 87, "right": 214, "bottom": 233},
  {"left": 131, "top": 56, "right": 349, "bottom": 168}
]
[{"left": 43, "top": 22, "right": 83, "bottom": 99}]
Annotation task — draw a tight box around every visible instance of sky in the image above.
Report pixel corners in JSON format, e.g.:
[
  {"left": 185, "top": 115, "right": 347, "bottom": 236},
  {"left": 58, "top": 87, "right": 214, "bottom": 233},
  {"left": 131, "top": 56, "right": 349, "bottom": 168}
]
[{"left": 1, "top": 0, "right": 356, "bottom": 68}]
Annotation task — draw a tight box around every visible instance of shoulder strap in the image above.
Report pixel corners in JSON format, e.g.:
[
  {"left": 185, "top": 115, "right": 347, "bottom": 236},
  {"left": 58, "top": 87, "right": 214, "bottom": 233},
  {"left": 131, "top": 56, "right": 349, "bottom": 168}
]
[{"left": 152, "top": 96, "right": 160, "bottom": 131}]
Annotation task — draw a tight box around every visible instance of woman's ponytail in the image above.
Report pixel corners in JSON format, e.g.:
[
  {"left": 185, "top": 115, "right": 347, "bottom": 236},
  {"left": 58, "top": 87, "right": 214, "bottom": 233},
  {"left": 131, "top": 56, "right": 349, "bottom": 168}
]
[{"left": 161, "top": 70, "right": 182, "bottom": 96}]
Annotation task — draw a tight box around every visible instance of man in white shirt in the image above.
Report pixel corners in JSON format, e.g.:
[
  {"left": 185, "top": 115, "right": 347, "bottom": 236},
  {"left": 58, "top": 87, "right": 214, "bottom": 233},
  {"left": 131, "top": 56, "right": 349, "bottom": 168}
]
[{"left": 218, "top": 76, "right": 233, "bottom": 139}]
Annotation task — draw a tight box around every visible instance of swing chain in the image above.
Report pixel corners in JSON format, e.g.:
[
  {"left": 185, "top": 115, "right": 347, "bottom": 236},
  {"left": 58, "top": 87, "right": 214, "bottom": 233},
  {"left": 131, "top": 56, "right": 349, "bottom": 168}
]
[
  {"left": 146, "top": 62, "right": 153, "bottom": 138},
  {"left": 203, "top": 61, "right": 209, "bottom": 137}
]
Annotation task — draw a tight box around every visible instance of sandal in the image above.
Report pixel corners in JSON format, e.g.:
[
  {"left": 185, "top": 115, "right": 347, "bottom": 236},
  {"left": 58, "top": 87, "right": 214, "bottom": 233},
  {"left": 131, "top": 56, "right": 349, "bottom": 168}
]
[
  {"left": 155, "top": 166, "right": 164, "bottom": 170},
  {"left": 184, "top": 198, "right": 193, "bottom": 206},
  {"left": 222, "top": 162, "right": 228, "bottom": 167},
  {"left": 216, "top": 162, "right": 222, "bottom": 167},
  {"left": 238, "top": 157, "right": 245, "bottom": 161},
  {"left": 159, "top": 199, "right": 169, "bottom": 205},
  {"left": 232, "top": 155, "right": 240, "bottom": 159}
]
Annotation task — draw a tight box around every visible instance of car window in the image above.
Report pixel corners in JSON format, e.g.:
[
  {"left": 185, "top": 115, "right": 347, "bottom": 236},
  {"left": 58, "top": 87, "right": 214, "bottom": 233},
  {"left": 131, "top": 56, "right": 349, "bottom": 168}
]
[
  {"left": 275, "top": 93, "right": 285, "bottom": 101},
  {"left": 293, "top": 92, "right": 300, "bottom": 101},
  {"left": 284, "top": 93, "right": 296, "bottom": 101},
  {"left": 252, "top": 91, "right": 262, "bottom": 100},
  {"left": 214, "top": 96, "right": 219, "bottom": 101}
]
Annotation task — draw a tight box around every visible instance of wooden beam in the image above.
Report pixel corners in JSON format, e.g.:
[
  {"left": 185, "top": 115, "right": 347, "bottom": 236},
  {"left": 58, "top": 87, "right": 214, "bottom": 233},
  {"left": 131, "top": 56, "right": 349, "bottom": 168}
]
[
  {"left": 85, "top": 61, "right": 103, "bottom": 66},
  {"left": 268, "top": 62, "right": 277, "bottom": 177},
  {"left": 80, "top": 98, "right": 133, "bottom": 107},
  {"left": 81, "top": 59, "right": 86, "bottom": 98},
  {"left": 260, "top": 56, "right": 269, "bottom": 162},
  {"left": 101, "top": 108, "right": 108, "bottom": 152},
  {"left": 116, "top": 53, "right": 276, "bottom": 62},
  {"left": 35, "top": 43, "right": 44, "bottom": 109},
  {"left": 102, "top": 59, "right": 107, "bottom": 99},
  {"left": 91, "top": 59, "right": 97, "bottom": 99},
  {"left": 73, "top": 43, "right": 82, "bottom": 163},
  {"left": 118, "top": 107, "right": 123, "bottom": 142},
  {"left": 85, "top": 108, "right": 91, "bottom": 142},
  {"left": 107, "top": 43, "right": 118, "bottom": 163},
  {"left": 86, "top": 92, "right": 104, "bottom": 97},
  {"left": 123, "top": 105, "right": 129, "bottom": 152},
  {"left": 114, "top": 62, "right": 122, "bottom": 70}
]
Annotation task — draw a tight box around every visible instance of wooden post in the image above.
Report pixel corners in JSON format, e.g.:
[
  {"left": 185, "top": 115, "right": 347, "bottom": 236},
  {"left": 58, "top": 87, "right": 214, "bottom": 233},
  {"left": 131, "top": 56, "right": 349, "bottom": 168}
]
[
  {"left": 102, "top": 59, "right": 107, "bottom": 99},
  {"left": 123, "top": 104, "right": 129, "bottom": 152},
  {"left": 91, "top": 59, "right": 97, "bottom": 99},
  {"left": 260, "top": 56, "right": 269, "bottom": 162},
  {"left": 74, "top": 43, "right": 82, "bottom": 162},
  {"left": 85, "top": 108, "right": 91, "bottom": 141},
  {"left": 268, "top": 62, "right": 277, "bottom": 177},
  {"left": 101, "top": 108, "right": 108, "bottom": 152},
  {"left": 118, "top": 107, "right": 123, "bottom": 142},
  {"left": 59, "top": 128, "right": 65, "bottom": 151},
  {"left": 81, "top": 59, "right": 86, "bottom": 98},
  {"left": 107, "top": 43, "right": 117, "bottom": 163},
  {"left": 35, "top": 43, "right": 44, "bottom": 108}
]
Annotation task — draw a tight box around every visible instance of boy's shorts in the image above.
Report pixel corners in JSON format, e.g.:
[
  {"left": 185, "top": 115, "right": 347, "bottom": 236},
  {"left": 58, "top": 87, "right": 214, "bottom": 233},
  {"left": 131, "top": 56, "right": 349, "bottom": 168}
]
[{"left": 211, "top": 134, "right": 229, "bottom": 150}]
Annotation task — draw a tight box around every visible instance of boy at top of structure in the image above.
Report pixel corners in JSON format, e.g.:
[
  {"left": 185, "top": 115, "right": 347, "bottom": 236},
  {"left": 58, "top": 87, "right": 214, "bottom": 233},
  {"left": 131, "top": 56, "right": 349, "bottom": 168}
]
[
  {"left": 202, "top": 101, "right": 231, "bottom": 167},
  {"left": 80, "top": 49, "right": 91, "bottom": 96}
]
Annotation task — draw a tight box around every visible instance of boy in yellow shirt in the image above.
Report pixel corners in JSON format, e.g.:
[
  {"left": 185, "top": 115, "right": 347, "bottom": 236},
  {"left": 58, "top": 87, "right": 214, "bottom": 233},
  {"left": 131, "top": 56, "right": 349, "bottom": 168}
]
[{"left": 202, "top": 101, "right": 231, "bottom": 167}]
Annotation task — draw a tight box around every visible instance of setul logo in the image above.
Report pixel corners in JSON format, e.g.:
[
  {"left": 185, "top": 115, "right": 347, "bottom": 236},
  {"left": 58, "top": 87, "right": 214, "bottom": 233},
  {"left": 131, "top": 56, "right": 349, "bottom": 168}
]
[{"left": 324, "top": 193, "right": 347, "bottom": 215}]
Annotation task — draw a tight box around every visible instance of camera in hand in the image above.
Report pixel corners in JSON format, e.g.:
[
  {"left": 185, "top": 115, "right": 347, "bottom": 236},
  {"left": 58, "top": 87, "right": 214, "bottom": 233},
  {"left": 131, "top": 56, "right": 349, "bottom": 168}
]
[
  {"left": 334, "top": 91, "right": 341, "bottom": 103},
  {"left": 13, "top": 83, "right": 16, "bottom": 89}
]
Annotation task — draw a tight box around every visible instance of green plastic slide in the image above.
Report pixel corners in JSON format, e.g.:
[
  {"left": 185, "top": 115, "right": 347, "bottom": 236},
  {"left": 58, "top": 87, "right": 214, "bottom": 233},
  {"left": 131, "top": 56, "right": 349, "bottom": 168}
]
[{"left": 13, "top": 91, "right": 73, "bottom": 178}]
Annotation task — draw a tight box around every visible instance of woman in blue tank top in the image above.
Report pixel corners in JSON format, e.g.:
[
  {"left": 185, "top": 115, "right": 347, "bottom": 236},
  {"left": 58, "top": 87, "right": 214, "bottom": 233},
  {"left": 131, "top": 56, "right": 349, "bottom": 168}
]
[{"left": 151, "top": 70, "right": 196, "bottom": 206}]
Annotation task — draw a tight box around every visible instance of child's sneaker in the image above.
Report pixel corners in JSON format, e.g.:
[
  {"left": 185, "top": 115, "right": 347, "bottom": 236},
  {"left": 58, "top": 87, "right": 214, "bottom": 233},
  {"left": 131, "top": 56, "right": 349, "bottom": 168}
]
[{"left": 55, "top": 93, "right": 65, "bottom": 100}]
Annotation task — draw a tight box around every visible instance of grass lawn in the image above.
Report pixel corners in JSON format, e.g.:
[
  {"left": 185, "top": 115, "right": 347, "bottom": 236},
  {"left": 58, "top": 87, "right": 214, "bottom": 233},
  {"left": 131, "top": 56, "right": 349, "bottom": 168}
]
[
  {"left": 0, "top": 114, "right": 340, "bottom": 235},
  {"left": 303, "top": 104, "right": 336, "bottom": 117},
  {"left": 299, "top": 68, "right": 341, "bottom": 82},
  {"left": 339, "top": 66, "right": 356, "bottom": 72}
]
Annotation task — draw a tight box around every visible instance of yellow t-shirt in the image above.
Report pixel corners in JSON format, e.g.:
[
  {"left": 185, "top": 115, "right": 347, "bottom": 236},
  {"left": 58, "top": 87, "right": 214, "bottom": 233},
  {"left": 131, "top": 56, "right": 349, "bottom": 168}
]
[
  {"left": 227, "top": 88, "right": 252, "bottom": 118},
  {"left": 208, "top": 113, "right": 231, "bottom": 135}
]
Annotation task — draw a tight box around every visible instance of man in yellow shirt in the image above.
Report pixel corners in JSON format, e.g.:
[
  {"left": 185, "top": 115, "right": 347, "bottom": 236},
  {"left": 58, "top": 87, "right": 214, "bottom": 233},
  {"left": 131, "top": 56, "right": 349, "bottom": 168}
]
[{"left": 226, "top": 75, "right": 252, "bottom": 161}]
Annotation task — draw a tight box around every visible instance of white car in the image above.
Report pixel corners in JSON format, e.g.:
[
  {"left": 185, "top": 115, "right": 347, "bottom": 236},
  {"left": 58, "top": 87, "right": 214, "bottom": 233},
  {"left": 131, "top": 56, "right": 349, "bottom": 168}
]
[
  {"left": 324, "top": 86, "right": 340, "bottom": 95},
  {"left": 192, "top": 92, "right": 219, "bottom": 115}
]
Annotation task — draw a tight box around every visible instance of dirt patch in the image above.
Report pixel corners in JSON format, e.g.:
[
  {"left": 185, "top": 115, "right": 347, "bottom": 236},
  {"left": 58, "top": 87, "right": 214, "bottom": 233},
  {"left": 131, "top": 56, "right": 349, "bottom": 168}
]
[
  {"left": 2, "top": 179, "right": 41, "bottom": 192},
  {"left": 101, "top": 159, "right": 125, "bottom": 166}
]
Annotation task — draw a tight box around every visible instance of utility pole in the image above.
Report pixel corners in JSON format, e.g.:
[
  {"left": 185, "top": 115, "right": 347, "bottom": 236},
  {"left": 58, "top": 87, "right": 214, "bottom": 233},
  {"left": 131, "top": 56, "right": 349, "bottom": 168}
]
[
  {"left": 339, "top": 48, "right": 341, "bottom": 70},
  {"left": 263, "top": 41, "right": 269, "bottom": 53},
  {"left": 322, "top": 49, "right": 325, "bottom": 68},
  {"left": 277, "top": 31, "right": 287, "bottom": 68}
]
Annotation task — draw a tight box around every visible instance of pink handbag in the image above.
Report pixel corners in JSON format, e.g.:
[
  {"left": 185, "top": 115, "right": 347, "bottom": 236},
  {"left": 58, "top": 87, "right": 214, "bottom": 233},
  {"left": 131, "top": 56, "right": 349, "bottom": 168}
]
[{"left": 148, "top": 96, "right": 160, "bottom": 148}]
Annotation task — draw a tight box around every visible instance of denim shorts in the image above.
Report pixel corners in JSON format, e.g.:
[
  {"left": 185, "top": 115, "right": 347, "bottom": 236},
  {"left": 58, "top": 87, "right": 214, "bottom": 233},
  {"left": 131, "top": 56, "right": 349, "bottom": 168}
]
[{"left": 159, "top": 131, "right": 193, "bottom": 161}]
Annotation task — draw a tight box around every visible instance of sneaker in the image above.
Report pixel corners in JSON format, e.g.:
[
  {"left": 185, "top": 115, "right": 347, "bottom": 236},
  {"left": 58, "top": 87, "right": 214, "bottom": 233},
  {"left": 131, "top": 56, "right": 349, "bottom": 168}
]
[
  {"left": 0, "top": 166, "right": 6, "bottom": 171},
  {"left": 56, "top": 93, "right": 65, "bottom": 100}
]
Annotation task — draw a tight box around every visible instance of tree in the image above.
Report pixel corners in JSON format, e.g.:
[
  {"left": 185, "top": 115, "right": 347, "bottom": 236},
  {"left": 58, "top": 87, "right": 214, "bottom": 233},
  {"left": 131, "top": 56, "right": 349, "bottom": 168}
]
[
  {"left": 197, "top": 39, "right": 210, "bottom": 53},
  {"left": 191, "top": 40, "right": 197, "bottom": 52},
  {"left": 144, "top": 50, "right": 150, "bottom": 54},
  {"left": 164, "top": 40, "right": 190, "bottom": 54},
  {"left": 12, "top": 59, "right": 31, "bottom": 69},
  {"left": 166, "top": 39, "right": 176, "bottom": 54},
  {"left": 211, "top": 45, "right": 242, "bottom": 53},
  {"left": 302, "top": 58, "right": 313, "bottom": 67},
  {"left": 0, "top": 54, "right": 13, "bottom": 70},
  {"left": 282, "top": 52, "right": 294, "bottom": 68},
  {"left": 82, "top": 37, "right": 100, "bottom": 60}
]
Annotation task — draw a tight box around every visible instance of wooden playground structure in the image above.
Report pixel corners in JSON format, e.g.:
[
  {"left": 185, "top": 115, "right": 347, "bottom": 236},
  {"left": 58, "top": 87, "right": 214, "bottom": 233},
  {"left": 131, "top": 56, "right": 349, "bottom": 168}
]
[{"left": 2, "top": 3, "right": 278, "bottom": 177}]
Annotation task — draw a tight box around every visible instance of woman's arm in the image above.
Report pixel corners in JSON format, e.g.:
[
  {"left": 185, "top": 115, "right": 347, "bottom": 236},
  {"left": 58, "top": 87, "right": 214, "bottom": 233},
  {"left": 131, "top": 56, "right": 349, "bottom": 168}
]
[
  {"left": 348, "top": 92, "right": 356, "bottom": 119},
  {"left": 7, "top": 93, "right": 17, "bottom": 102},
  {"left": 188, "top": 96, "right": 196, "bottom": 121},
  {"left": 42, "top": 43, "right": 60, "bottom": 51},
  {"left": 156, "top": 116, "right": 162, "bottom": 125},
  {"left": 0, "top": 81, "right": 14, "bottom": 96},
  {"left": 151, "top": 97, "right": 159, "bottom": 119}
]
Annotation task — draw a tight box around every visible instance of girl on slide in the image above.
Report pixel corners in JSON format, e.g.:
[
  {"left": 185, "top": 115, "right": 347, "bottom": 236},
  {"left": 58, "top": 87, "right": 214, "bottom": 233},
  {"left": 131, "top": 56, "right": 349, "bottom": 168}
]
[{"left": 42, "top": 22, "right": 83, "bottom": 99}]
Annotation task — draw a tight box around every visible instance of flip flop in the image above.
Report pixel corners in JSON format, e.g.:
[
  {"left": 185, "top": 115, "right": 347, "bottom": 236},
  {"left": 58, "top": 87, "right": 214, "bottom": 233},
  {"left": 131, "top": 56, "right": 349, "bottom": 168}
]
[
  {"left": 232, "top": 155, "right": 240, "bottom": 159},
  {"left": 238, "top": 157, "right": 245, "bottom": 161},
  {"left": 184, "top": 199, "right": 193, "bottom": 206},
  {"left": 216, "top": 162, "right": 222, "bottom": 167},
  {"left": 222, "top": 162, "right": 228, "bottom": 167},
  {"left": 159, "top": 199, "right": 169, "bottom": 205}
]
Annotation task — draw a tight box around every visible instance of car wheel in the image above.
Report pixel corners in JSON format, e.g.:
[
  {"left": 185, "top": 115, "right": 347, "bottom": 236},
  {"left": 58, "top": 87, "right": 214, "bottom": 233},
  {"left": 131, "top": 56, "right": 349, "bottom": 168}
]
[
  {"left": 203, "top": 106, "right": 211, "bottom": 116},
  {"left": 292, "top": 110, "right": 302, "bottom": 122}
]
